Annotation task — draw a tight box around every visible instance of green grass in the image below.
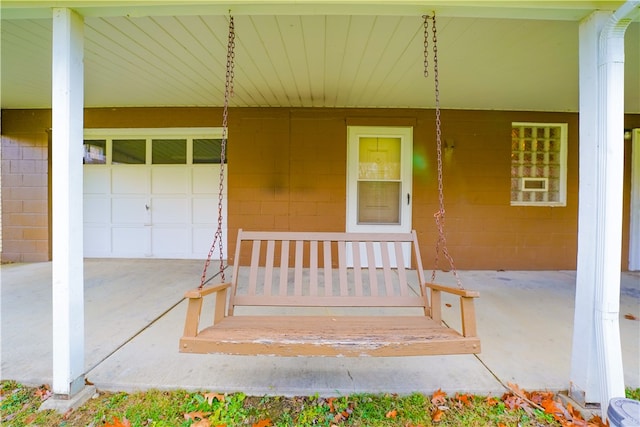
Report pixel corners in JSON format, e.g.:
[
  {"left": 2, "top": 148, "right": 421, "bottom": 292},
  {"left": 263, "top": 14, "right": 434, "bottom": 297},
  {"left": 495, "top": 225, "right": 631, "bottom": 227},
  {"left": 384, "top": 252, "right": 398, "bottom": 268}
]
[
  {"left": 2, "top": 381, "right": 637, "bottom": 427},
  {"left": 627, "top": 387, "right": 640, "bottom": 401}
]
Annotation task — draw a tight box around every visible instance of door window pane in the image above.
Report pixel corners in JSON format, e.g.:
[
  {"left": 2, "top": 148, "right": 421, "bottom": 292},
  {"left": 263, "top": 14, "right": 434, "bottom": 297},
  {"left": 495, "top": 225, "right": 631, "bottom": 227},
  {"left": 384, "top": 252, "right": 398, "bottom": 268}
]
[
  {"left": 358, "top": 181, "right": 400, "bottom": 224},
  {"left": 358, "top": 137, "right": 401, "bottom": 180},
  {"left": 113, "top": 139, "right": 146, "bottom": 164},
  {"left": 193, "top": 138, "right": 225, "bottom": 164},
  {"left": 83, "top": 140, "right": 106, "bottom": 164},
  {"left": 152, "top": 139, "right": 186, "bottom": 164}
]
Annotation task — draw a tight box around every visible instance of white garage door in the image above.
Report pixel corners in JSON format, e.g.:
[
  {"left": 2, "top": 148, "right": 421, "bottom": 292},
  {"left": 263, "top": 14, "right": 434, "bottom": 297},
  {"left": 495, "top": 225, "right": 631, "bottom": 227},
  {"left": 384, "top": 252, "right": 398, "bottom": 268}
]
[{"left": 83, "top": 128, "right": 226, "bottom": 259}]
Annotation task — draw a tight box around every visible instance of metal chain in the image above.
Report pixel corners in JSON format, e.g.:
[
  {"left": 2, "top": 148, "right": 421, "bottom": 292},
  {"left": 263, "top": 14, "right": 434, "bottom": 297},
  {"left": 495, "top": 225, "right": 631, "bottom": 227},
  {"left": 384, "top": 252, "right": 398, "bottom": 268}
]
[
  {"left": 424, "top": 14, "right": 463, "bottom": 289},
  {"left": 200, "top": 15, "right": 235, "bottom": 288},
  {"left": 422, "top": 15, "right": 429, "bottom": 78}
]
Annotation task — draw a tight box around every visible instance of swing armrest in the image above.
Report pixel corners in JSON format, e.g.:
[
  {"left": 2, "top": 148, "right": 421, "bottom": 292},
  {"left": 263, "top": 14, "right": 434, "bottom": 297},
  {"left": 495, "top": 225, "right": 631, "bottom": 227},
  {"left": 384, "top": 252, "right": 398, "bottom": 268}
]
[
  {"left": 425, "top": 282, "right": 479, "bottom": 298},
  {"left": 184, "top": 283, "right": 231, "bottom": 298},
  {"left": 182, "top": 283, "right": 232, "bottom": 339},
  {"left": 426, "top": 282, "right": 479, "bottom": 338}
]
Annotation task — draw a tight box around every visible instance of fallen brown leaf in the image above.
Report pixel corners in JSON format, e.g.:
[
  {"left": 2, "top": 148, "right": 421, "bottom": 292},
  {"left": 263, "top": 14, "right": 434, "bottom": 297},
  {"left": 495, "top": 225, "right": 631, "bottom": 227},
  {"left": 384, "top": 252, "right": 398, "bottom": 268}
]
[
  {"left": 327, "top": 397, "right": 336, "bottom": 413},
  {"left": 431, "top": 388, "right": 447, "bottom": 406},
  {"left": 624, "top": 313, "right": 638, "bottom": 321},
  {"left": 103, "top": 417, "right": 131, "bottom": 427},
  {"left": 184, "top": 411, "right": 211, "bottom": 421},
  {"left": 431, "top": 408, "right": 444, "bottom": 422},
  {"left": 485, "top": 396, "right": 500, "bottom": 406},
  {"left": 252, "top": 419, "right": 272, "bottom": 427},
  {"left": 455, "top": 393, "right": 473, "bottom": 407},
  {"left": 385, "top": 409, "right": 397, "bottom": 418},
  {"left": 203, "top": 392, "right": 225, "bottom": 404}
]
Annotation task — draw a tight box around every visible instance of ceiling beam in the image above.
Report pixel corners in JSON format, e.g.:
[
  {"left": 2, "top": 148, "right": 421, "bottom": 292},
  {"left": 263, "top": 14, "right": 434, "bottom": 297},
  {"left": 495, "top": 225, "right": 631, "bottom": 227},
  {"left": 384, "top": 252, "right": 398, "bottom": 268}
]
[{"left": 1, "top": 0, "right": 633, "bottom": 21}]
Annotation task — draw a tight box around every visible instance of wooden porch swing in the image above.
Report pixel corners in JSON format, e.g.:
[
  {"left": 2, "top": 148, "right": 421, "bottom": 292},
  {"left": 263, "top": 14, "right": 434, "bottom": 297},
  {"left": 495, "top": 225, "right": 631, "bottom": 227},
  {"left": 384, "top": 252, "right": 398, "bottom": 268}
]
[{"left": 179, "top": 14, "right": 480, "bottom": 357}]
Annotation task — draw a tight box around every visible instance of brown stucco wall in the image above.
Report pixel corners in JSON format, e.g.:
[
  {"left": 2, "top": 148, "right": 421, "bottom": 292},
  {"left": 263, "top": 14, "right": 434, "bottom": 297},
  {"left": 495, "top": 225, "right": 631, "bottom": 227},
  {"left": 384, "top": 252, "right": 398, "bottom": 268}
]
[
  {"left": 228, "top": 108, "right": 585, "bottom": 270},
  {"left": 1, "top": 107, "right": 638, "bottom": 270}
]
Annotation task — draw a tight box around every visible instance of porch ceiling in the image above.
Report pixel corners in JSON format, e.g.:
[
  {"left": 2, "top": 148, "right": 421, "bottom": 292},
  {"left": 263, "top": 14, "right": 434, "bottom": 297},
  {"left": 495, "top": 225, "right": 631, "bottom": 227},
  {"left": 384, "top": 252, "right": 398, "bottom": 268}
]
[{"left": 1, "top": 1, "right": 639, "bottom": 112}]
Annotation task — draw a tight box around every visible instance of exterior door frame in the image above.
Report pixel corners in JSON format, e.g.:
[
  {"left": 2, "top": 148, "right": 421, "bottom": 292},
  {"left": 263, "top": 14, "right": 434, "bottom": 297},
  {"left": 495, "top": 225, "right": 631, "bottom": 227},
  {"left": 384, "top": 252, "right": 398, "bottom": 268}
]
[
  {"left": 346, "top": 126, "right": 413, "bottom": 267},
  {"left": 630, "top": 128, "right": 640, "bottom": 270},
  {"left": 346, "top": 125, "right": 413, "bottom": 234}
]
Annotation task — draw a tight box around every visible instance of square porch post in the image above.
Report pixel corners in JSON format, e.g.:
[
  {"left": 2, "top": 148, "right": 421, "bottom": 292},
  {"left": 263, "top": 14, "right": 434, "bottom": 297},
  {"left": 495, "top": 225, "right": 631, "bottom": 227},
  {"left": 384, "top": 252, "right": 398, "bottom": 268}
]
[
  {"left": 572, "top": 1, "right": 638, "bottom": 420},
  {"left": 49, "top": 7, "right": 86, "bottom": 400}
]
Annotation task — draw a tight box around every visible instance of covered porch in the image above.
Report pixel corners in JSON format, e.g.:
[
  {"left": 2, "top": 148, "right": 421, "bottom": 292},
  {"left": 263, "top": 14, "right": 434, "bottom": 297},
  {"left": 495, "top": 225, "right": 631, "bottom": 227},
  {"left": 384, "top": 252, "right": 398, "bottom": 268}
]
[{"left": 2, "top": 259, "right": 638, "bottom": 396}]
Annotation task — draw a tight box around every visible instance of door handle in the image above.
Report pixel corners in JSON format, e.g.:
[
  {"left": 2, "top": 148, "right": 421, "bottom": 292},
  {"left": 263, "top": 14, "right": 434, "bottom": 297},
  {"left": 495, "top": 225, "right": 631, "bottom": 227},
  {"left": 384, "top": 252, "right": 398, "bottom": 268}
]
[
  {"left": 407, "top": 193, "right": 410, "bottom": 205},
  {"left": 145, "top": 204, "right": 150, "bottom": 211}
]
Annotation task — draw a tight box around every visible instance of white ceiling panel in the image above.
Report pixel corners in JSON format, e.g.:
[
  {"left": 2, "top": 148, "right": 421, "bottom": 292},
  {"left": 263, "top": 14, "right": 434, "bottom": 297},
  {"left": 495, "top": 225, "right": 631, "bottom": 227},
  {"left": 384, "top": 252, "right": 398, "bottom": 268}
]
[{"left": 1, "top": 2, "right": 639, "bottom": 112}]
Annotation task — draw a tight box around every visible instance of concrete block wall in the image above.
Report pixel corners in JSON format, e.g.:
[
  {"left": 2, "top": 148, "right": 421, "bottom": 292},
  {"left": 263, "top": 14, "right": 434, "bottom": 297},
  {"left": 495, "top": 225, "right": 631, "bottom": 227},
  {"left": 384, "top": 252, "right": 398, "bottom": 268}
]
[{"left": 1, "top": 132, "right": 50, "bottom": 262}]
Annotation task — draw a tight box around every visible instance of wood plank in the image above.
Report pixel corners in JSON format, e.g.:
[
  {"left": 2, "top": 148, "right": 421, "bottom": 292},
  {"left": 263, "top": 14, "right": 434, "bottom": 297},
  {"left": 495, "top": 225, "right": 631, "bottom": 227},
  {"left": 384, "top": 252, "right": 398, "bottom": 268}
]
[
  {"left": 228, "top": 229, "right": 245, "bottom": 314},
  {"left": 460, "top": 296, "right": 478, "bottom": 338},
  {"left": 264, "top": 240, "right": 275, "bottom": 296},
  {"left": 248, "top": 240, "right": 261, "bottom": 296},
  {"left": 233, "top": 295, "right": 425, "bottom": 307},
  {"left": 184, "top": 283, "right": 231, "bottom": 298},
  {"left": 182, "top": 297, "right": 203, "bottom": 338},
  {"left": 365, "top": 241, "right": 378, "bottom": 296},
  {"left": 323, "top": 240, "right": 332, "bottom": 296},
  {"left": 427, "top": 282, "right": 480, "bottom": 298},
  {"left": 394, "top": 241, "right": 408, "bottom": 296},
  {"left": 180, "top": 316, "right": 480, "bottom": 356},
  {"left": 279, "top": 240, "right": 290, "bottom": 296},
  {"left": 239, "top": 230, "right": 414, "bottom": 243},
  {"left": 213, "top": 287, "right": 228, "bottom": 325},
  {"left": 338, "top": 240, "right": 348, "bottom": 296},
  {"left": 380, "top": 241, "right": 394, "bottom": 296},
  {"left": 294, "top": 240, "right": 303, "bottom": 296},
  {"left": 352, "top": 242, "right": 363, "bottom": 297},
  {"left": 310, "top": 240, "right": 318, "bottom": 296}
]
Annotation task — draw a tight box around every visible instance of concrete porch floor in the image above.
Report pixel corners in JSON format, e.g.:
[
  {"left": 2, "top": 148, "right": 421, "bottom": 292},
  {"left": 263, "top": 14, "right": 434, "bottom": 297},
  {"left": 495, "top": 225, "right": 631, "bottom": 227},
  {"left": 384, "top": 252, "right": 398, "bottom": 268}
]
[{"left": 1, "top": 259, "right": 638, "bottom": 397}]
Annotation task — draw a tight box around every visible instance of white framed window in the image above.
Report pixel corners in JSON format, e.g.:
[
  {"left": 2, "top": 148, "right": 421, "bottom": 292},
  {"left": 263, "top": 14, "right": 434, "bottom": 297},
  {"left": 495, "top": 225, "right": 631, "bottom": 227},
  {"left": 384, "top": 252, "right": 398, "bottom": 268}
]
[
  {"left": 83, "top": 128, "right": 225, "bottom": 165},
  {"left": 511, "top": 122, "right": 568, "bottom": 206}
]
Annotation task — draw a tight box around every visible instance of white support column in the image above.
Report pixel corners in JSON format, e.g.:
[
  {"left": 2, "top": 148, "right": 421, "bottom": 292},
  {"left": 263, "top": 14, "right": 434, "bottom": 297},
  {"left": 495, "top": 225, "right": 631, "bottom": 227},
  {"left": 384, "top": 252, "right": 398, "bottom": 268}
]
[
  {"left": 572, "top": 1, "right": 638, "bottom": 420},
  {"left": 51, "top": 7, "right": 85, "bottom": 398}
]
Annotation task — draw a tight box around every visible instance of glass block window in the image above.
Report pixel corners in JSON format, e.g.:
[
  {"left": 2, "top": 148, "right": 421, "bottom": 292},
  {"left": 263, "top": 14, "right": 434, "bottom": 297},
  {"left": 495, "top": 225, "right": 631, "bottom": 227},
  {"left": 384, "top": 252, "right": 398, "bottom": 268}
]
[{"left": 511, "top": 123, "right": 568, "bottom": 206}]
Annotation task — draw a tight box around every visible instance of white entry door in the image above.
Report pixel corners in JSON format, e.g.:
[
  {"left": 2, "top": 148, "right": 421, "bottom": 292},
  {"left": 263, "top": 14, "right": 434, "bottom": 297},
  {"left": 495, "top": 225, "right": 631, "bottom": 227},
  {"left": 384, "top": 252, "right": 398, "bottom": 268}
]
[{"left": 346, "top": 126, "right": 413, "bottom": 266}]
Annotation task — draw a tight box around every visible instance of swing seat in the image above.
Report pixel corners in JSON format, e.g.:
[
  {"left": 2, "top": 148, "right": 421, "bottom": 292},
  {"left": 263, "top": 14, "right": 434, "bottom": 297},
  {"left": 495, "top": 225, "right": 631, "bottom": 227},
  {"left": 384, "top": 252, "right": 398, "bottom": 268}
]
[{"left": 180, "top": 229, "right": 480, "bottom": 357}]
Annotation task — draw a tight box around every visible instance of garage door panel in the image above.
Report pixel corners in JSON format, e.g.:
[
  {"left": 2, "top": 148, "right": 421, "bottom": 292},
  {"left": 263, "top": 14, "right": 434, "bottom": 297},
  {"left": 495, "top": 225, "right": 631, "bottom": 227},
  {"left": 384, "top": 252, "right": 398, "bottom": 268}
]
[
  {"left": 193, "top": 226, "right": 224, "bottom": 258},
  {"left": 152, "top": 228, "right": 189, "bottom": 257},
  {"left": 192, "top": 197, "right": 227, "bottom": 224},
  {"left": 152, "top": 167, "right": 188, "bottom": 194},
  {"left": 152, "top": 198, "right": 187, "bottom": 224},
  {"left": 112, "top": 197, "right": 149, "bottom": 224},
  {"left": 84, "top": 167, "right": 110, "bottom": 194},
  {"left": 193, "top": 166, "right": 226, "bottom": 194},
  {"left": 112, "top": 227, "right": 150, "bottom": 256},
  {"left": 84, "top": 196, "right": 110, "bottom": 223},
  {"left": 84, "top": 226, "right": 110, "bottom": 256},
  {"left": 112, "top": 167, "right": 149, "bottom": 194}
]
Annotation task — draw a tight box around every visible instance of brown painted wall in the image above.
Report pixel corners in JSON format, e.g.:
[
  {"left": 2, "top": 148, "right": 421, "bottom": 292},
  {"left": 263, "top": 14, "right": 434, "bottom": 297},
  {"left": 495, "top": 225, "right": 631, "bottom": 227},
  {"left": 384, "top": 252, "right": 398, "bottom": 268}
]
[
  {"left": 1, "top": 107, "right": 638, "bottom": 270},
  {"left": 227, "top": 108, "right": 585, "bottom": 270}
]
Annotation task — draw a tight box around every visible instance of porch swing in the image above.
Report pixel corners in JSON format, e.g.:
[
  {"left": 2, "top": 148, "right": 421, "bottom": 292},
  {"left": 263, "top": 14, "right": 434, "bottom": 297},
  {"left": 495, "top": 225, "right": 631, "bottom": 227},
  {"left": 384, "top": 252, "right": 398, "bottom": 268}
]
[{"left": 180, "top": 14, "right": 480, "bottom": 357}]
